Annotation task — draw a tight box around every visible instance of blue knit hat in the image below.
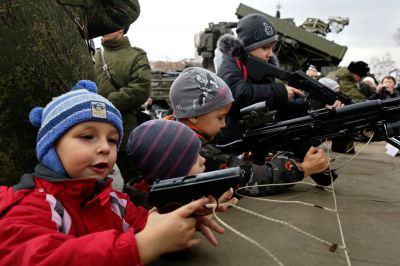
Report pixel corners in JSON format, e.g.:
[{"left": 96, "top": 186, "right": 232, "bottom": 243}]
[
  {"left": 29, "top": 80, "right": 123, "bottom": 176},
  {"left": 127, "top": 119, "right": 201, "bottom": 184}
]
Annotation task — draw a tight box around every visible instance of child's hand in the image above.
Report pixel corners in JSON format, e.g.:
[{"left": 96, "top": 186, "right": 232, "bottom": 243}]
[
  {"left": 285, "top": 85, "right": 305, "bottom": 99},
  {"left": 195, "top": 213, "right": 225, "bottom": 246},
  {"left": 301, "top": 146, "right": 330, "bottom": 177},
  {"left": 376, "top": 83, "right": 384, "bottom": 93},
  {"left": 327, "top": 100, "right": 344, "bottom": 109},
  {"left": 216, "top": 187, "right": 238, "bottom": 211},
  {"left": 135, "top": 197, "right": 217, "bottom": 263}
]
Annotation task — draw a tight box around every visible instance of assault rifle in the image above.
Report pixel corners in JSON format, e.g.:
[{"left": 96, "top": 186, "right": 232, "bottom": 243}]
[
  {"left": 244, "top": 56, "right": 353, "bottom": 105},
  {"left": 148, "top": 167, "right": 244, "bottom": 213},
  {"left": 218, "top": 98, "right": 400, "bottom": 164}
]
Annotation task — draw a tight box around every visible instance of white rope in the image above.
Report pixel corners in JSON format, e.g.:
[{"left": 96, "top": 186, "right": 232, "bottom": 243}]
[
  {"left": 211, "top": 137, "right": 377, "bottom": 265},
  {"left": 211, "top": 206, "right": 285, "bottom": 266}
]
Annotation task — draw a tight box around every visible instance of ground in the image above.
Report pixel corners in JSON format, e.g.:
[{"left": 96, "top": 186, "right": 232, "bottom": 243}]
[{"left": 151, "top": 141, "right": 400, "bottom": 266}]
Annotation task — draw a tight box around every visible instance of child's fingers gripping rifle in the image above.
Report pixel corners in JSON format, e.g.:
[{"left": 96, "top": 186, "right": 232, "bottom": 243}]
[
  {"left": 217, "top": 98, "right": 400, "bottom": 165},
  {"left": 244, "top": 56, "right": 354, "bottom": 106},
  {"left": 148, "top": 167, "right": 246, "bottom": 214}
]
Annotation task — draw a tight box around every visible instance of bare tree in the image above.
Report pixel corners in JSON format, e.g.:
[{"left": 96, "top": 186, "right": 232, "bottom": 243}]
[
  {"left": 394, "top": 26, "right": 400, "bottom": 46},
  {"left": 370, "top": 52, "right": 396, "bottom": 81}
]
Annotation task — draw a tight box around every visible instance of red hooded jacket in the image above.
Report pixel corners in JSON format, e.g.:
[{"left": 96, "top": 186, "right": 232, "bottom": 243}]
[{"left": 0, "top": 164, "right": 148, "bottom": 266}]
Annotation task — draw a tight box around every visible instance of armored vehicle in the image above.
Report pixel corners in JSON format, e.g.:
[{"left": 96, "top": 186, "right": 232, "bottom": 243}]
[
  {"left": 195, "top": 3, "right": 348, "bottom": 74},
  {"left": 151, "top": 3, "right": 349, "bottom": 107}
]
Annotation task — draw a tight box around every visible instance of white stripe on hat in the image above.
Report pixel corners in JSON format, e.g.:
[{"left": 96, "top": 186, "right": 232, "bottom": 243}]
[{"left": 43, "top": 92, "right": 113, "bottom": 127}]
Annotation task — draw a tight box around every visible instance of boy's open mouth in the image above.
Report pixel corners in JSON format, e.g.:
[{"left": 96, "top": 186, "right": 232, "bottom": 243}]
[{"left": 92, "top": 162, "right": 108, "bottom": 171}]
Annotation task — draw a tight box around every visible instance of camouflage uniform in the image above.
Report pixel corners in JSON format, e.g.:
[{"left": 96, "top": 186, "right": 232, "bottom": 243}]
[
  {"left": 94, "top": 36, "right": 151, "bottom": 181},
  {"left": 0, "top": 0, "right": 140, "bottom": 185},
  {"left": 325, "top": 67, "right": 364, "bottom": 154},
  {"left": 326, "top": 67, "right": 366, "bottom": 102}
]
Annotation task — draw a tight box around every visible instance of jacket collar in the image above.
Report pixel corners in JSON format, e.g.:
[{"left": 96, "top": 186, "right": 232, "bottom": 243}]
[
  {"left": 102, "top": 36, "right": 131, "bottom": 50},
  {"left": 14, "top": 164, "right": 112, "bottom": 206}
]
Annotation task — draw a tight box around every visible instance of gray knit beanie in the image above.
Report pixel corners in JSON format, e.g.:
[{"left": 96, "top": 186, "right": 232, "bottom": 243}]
[
  {"left": 169, "top": 67, "right": 233, "bottom": 119},
  {"left": 319, "top": 77, "right": 340, "bottom": 92},
  {"left": 126, "top": 119, "right": 201, "bottom": 184},
  {"left": 236, "top": 14, "right": 278, "bottom": 52}
]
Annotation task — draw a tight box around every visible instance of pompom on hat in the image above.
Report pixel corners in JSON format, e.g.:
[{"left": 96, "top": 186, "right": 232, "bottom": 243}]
[
  {"left": 29, "top": 80, "right": 123, "bottom": 176},
  {"left": 169, "top": 67, "right": 233, "bottom": 119},
  {"left": 236, "top": 14, "right": 278, "bottom": 52},
  {"left": 127, "top": 119, "right": 201, "bottom": 184}
]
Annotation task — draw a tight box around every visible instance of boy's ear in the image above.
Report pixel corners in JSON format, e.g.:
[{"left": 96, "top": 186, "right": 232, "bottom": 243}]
[{"left": 188, "top": 117, "right": 199, "bottom": 124}]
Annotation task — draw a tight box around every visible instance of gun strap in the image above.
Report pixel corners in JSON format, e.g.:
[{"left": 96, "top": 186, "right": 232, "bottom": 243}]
[
  {"left": 234, "top": 57, "right": 248, "bottom": 81},
  {"left": 53, "top": 0, "right": 95, "bottom": 63},
  {"left": 100, "top": 49, "right": 119, "bottom": 89}
]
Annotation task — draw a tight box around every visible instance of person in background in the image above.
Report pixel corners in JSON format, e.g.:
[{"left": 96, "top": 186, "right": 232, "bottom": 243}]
[
  {"left": 325, "top": 61, "right": 370, "bottom": 153},
  {"left": 360, "top": 76, "right": 377, "bottom": 98},
  {"left": 306, "top": 65, "right": 321, "bottom": 80},
  {"left": 94, "top": 24, "right": 151, "bottom": 184},
  {"left": 369, "top": 75, "right": 400, "bottom": 100},
  {"left": 319, "top": 77, "right": 340, "bottom": 93},
  {"left": 326, "top": 61, "right": 369, "bottom": 103},
  {"left": 0, "top": 0, "right": 140, "bottom": 186},
  {"left": 0, "top": 81, "right": 228, "bottom": 265}
]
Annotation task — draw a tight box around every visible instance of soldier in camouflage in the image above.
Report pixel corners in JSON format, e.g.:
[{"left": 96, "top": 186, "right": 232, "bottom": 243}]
[
  {"left": 326, "top": 61, "right": 370, "bottom": 103},
  {"left": 0, "top": 0, "right": 140, "bottom": 185},
  {"left": 94, "top": 25, "right": 151, "bottom": 183}
]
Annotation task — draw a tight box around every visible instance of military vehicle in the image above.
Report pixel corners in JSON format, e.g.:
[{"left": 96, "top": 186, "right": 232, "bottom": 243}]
[
  {"left": 150, "top": 3, "right": 349, "bottom": 108},
  {"left": 147, "top": 70, "right": 178, "bottom": 118},
  {"left": 195, "top": 3, "right": 349, "bottom": 74}
]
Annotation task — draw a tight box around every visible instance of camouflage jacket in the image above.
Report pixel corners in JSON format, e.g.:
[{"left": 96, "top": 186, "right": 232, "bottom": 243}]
[
  {"left": 0, "top": 0, "right": 140, "bottom": 185},
  {"left": 94, "top": 36, "right": 151, "bottom": 149},
  {"left": 326, "top": 67, "right": 366, "bottom": 102}
]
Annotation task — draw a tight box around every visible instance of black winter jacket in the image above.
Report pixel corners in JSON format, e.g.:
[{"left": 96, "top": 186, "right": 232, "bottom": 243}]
[{"left": 216, "top": 35, "right": 307, "bottom": 143}]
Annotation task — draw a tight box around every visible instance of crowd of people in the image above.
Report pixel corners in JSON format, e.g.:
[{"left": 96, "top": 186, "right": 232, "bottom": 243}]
[{"left": 0, "top": 2, "right": 399, "bottom": 265}]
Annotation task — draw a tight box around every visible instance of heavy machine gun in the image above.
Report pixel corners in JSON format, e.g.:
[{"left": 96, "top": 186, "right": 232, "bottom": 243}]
[{"left": 218, "top": 98, "right": 400, "bottom": 164}]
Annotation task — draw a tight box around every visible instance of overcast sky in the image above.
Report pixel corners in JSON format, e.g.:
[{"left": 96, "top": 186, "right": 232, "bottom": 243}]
[{"left": 96, "top": 0, "right": 400, "bottom": 68}]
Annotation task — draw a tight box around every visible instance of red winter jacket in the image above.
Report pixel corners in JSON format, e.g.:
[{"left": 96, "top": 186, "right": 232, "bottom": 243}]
[{"left": 0, "top": 164, "right": 148, "bottom": 266}]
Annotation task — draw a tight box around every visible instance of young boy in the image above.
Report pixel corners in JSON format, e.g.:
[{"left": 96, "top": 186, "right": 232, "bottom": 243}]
[
  {"left": 0, "top": 81, "right": 227, "bottom": 265},
  {"left": 125, "top": 119, "right": 236, "bottom": 209},
  {"left": 166, "top": 67, "right": 330, "bottom": 195},
  {"left": 215, "top": 14, "right": 305, "bottom": 144}
]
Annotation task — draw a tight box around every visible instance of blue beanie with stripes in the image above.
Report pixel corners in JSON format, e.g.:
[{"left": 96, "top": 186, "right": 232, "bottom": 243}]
[
  {"left": 126, "top": 119, "right": 201, "bottom": 184},
  {"left": 29, "top": 80, "right": 123, "bottom": 176}
]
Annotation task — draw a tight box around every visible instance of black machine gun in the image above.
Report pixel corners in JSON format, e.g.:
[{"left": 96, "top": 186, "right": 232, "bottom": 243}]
[
  {"left": 148, "top": 167, "right": 244, "bottom": 213},
  {"left": 244, "top": 56, "right": 353, "bottom": 106},
  {"left": 218, "top": 98, "right": 400, "bottom": 164}
]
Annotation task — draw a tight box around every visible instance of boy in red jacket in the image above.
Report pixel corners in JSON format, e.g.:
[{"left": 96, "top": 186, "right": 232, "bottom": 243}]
[{"left": 0, "top": 80, "right": 228, "bottom": 266}]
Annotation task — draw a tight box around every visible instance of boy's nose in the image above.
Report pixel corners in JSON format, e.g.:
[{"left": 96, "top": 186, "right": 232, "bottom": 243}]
[
  {"left": 199, "top": 155, "right": 206, "bottom": 166},
  {"left": 221, "top": 119, "right": 226, "bottom": 128},
  {"left": 96, "top": 139, "right": 111, "bottom": 154}
]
